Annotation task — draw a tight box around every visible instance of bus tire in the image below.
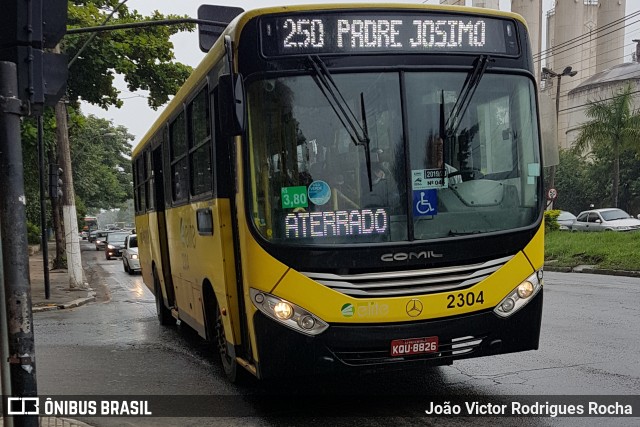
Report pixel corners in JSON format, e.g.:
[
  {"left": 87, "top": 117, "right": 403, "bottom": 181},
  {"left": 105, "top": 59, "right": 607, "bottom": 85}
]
[
  {"left": 154, "top": 269, "right": 172, "bottom": 326},
  {"left": 204, "top": 291, "right": 243, "bottom": 383}
]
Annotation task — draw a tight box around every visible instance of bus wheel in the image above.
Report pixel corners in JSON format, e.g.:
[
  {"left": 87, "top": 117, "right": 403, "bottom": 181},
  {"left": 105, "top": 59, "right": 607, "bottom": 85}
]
[
  {"left": 153, "top": 269, "right": 172, "bottom": 326},
  {"left": 214, "top": 304, "right": 240, "bottom": 382}
]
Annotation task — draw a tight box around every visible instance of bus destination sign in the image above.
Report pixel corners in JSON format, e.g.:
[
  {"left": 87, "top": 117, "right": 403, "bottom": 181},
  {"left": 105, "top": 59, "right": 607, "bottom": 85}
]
[{"left": 261, "top": 12, "right": 518, "bottom": 56}]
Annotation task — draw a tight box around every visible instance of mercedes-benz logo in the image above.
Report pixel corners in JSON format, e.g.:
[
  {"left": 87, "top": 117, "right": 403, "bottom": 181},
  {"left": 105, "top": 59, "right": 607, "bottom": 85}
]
[{"left": 406, "top": 299, "right": 423, "bottom": 317}]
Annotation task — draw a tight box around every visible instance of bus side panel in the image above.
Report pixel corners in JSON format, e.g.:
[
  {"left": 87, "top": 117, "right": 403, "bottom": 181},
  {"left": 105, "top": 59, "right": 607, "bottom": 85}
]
[
  {"left": 135, "top": 213, "right": 153, "bottom": 293},
  {"left": 209, "top": 198, "right": 243, "bottom": 347},
  {"left": 162, "top": 200, "right": 241, "bottom": 343}
]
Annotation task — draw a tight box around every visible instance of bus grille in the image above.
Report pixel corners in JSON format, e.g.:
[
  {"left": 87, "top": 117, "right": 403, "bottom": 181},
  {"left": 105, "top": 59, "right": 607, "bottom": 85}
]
[
  {"left": 330, "top": 335, "right": 485, "bottom": 366},
  {"left": 301, "top": 255, "right": 513, "bottom": 298}
]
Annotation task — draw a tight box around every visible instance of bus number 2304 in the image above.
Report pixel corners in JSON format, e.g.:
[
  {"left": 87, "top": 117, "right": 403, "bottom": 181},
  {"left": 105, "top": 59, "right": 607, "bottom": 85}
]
[{"left": 447, "top": 290, "right": 484, "bottom": 309}]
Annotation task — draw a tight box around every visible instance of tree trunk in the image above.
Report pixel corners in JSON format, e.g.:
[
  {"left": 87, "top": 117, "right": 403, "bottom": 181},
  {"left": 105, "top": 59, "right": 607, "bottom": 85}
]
[
  {"left": 612, "top": 142, "right": 620, "bottom": 208},
  {"left": 55, "top": 99, "right": 85, "bottom": 289},
  {"left": 49, "top": 150, "right": 65, "bottom": 269}
]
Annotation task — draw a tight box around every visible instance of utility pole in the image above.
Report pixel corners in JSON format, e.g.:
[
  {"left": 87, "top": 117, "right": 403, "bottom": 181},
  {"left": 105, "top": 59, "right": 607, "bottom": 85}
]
[
  {"left": 55, "top": 91, "right": 84, "bottom": 289},
  {"left": 0, "top": 2, "right": 68, "bottom": 423},
  {"left": 0, "top": 61, "right": 38, "bottom": 427},
  {"left": 541, "top": 65, "right": 578, "bottom": 209}
]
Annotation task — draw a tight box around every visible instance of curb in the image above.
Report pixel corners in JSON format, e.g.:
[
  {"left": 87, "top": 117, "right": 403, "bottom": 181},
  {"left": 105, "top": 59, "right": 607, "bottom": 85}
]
[
  {"left": 545, "top": 265, "right": 640, "bottom": 278},
  {"left": 32, "top": 289, "right": 96, "bottom": 313}
]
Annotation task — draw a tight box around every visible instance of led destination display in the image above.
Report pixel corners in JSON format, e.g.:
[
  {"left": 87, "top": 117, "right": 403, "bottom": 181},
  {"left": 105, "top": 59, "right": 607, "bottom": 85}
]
[{"left": 261, "top": 12, "right": 518, "bottom": 56}]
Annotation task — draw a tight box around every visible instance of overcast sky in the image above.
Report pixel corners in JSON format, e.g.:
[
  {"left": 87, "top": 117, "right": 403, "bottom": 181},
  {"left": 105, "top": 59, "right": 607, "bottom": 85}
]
[{"left": 79, "top": 0, "right": 639, "bottom": 147}]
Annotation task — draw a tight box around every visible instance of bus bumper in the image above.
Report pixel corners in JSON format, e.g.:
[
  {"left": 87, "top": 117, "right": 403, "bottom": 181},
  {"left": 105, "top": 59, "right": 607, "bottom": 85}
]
[{"left": 253, "top": 289, "right": 543, "bottom": 379}]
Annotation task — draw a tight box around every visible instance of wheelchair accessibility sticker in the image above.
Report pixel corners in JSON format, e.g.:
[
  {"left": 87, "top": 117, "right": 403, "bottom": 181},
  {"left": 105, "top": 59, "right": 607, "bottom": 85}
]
[{"left": 413, "top": 190, "right": 438, "bottom": 216}]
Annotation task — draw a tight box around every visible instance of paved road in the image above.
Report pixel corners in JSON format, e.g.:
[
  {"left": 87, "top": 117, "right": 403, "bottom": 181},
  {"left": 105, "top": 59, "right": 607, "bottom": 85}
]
[{"left": 32, "top": 242, "right": 639, "bottom": 426}]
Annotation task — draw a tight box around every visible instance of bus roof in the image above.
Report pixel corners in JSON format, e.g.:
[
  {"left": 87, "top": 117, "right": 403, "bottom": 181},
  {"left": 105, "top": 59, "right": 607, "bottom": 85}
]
[{"left": 132, "top": 3, "right": 526, "bottom": 158}]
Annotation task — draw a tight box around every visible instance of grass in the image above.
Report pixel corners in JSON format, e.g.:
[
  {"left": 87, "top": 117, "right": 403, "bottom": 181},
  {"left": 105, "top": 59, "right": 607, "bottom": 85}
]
[{"left": 545, "top": 230, "right": 640, "bottom": 271}]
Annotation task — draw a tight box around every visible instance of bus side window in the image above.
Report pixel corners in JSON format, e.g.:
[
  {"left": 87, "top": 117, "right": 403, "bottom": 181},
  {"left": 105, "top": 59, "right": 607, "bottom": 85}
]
[
  {"left": 188, "top": 86, "right": 213, "bottom": 196},
  {"left": 169, "top": 110, "right": 189, "bottom": 203}
]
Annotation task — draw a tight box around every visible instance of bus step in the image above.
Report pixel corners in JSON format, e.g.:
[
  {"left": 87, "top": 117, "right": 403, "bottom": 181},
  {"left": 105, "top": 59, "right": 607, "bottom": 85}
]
[
  {"left": 170, "top": 307, "right": 180, "bottom": 320},
  {"left": 236, "top": 357, "right": 257, "bottom": 376}
]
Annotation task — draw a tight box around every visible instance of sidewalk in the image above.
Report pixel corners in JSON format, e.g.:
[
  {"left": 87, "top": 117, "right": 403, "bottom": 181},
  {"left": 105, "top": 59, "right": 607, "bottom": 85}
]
[
  {"left": 28, "top": 244, "right": 96, "bottom": 313},
  {"left": 0, "top": 417, "right": 94, "bottom": 427},
  {"left": 9, "top": 245, "right": 97, "bottom": 425}
]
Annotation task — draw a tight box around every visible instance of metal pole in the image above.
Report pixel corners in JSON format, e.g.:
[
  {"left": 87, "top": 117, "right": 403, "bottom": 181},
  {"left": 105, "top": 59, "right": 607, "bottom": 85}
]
[
  {"left": 38, "top": 115, "right": 51, "bottom": 299},
  {"left": 0, "top": 61, "right": 39, "bottom": 427},
  {"left": 547, "top": 74, "right": 562, "bottom": 210},
  {"left": 0, "top": 205, "right": 14, "bottom": 427}
]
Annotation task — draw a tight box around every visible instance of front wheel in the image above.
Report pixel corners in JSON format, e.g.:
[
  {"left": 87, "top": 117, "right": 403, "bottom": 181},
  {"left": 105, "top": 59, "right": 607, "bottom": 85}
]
[
  {"left": 215, "top": 305, "right": 240, "bottom": 382},
  {"left": 154, "top": 270, "right": 172, "bottom": 326}
]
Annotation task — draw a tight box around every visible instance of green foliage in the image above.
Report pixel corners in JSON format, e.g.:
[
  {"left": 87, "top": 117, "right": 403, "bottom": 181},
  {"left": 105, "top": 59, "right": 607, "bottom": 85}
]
[
  {"left": 572, "top": 85, "right": 640, "bottom": 207},
  {"left": 554, "top": 143, "right": 640, "bottom": 216},
  {"left": 65, "top": 1, "right": 194, "bottom": 109},
  {"left": 545, "top": 231, "right": 640, "bottom": 271},
  {"left": 544, "top": 210, "right": 560, "bottom": 232},
  {"left": 69, "top": 115, "right": 134, "bottom": 210},
  {"left": 26, "top": 222, "right": 41, "bottom": 245}
]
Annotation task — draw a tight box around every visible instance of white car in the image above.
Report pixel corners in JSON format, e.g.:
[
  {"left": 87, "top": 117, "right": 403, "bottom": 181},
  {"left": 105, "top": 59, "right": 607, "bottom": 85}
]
[
  {"left": 572, "top": 208, "right": 640, "bottom": 232},
  {"left": 122, "top": 234, "right": 140, "bottom": 274}
]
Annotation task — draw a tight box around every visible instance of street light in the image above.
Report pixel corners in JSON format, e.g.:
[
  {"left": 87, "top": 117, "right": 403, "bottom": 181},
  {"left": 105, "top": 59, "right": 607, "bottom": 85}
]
[
  {"left": 542, "top": 66, "right": 578, "bottom": 125},
  {"left": 541, "top": 66, "right": 578, "bottom": 208}
]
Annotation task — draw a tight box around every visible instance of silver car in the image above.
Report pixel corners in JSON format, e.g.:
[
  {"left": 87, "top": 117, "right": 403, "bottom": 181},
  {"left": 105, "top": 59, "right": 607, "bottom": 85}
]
[
  {"left": 572, "top": 208, "right": 640, "bottom": 232},
  {"left": 556, "top": 211, "right": 576, "bottom": 231},
  {"left": 122, "top": 234, "right": 140, "bottom": 274}
]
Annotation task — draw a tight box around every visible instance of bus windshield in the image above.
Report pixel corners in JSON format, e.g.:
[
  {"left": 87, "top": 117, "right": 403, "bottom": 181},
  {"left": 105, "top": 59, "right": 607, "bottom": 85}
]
[{"left": 247, "top": 71, "right": 541, "bottom": 244}]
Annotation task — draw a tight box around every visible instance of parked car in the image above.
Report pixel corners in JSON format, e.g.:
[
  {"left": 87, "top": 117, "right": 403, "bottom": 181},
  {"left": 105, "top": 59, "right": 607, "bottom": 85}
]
[
  {"left": 572, "top": 208, "right": 640, "bottom": 232},
  {"left": 105, "top": 231, "right": 130, "bottom": 260},
  {"left": 122, "top": 234, "right": 140, "bottom": 274},
  {"left": 556, "top": 211, "right": 576, "bottom": 231},
  {"left": 94, "top": 231, "right": 110, "bottom": 250}
]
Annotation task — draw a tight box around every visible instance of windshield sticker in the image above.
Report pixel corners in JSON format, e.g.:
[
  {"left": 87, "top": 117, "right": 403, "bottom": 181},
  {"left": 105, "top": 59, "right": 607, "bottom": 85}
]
[
  {"left": 281, "top": 186, "right": 309, "bottom": 209},
  {"left": 412, "top": 169, "right": 449, "bottom": 190},
  {"left": 413, "top": 190, "right": 438, "bottom": 216},
  {"left": 285, "top": 209, "right": 388, "bottom": 238},
  {"left": 308, "top": 180, "right": 331, "bottom": 205},
  {"left": 528, "top": 163, "right": 541, "bottom": 177}
]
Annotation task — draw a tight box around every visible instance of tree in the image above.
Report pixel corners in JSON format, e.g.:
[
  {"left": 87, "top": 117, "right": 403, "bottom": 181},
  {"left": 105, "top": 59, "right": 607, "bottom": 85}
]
[
  {"left": 48, "top": 1, "right": 195, "bottom": 287},
  {"left": 573, "top": 85, "right": 640, "bottom": 207},
  {"left": 66, "top": 0, "right": 194, "bottom": 109},
  {"left": 70, "top": 115, "right": 133, "bottom": 210}
]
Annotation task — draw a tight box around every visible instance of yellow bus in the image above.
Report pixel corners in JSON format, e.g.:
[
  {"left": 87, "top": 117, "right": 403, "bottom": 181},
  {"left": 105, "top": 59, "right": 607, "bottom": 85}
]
[{"left": 132, "top": 3, "right": 544, "bottom": 382}]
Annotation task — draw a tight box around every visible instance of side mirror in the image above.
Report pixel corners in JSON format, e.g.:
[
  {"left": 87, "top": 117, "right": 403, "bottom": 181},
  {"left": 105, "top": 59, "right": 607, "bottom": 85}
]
[
  {"left": 218, "top": 73, "right": 245, "bottom": 137},
  {"left": 595, "top": 219, "right": 602, "bottom": 224}
]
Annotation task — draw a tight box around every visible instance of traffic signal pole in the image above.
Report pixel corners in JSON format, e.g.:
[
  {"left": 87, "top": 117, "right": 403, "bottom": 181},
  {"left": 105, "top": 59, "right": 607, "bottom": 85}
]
[{"left": 0, "top": 61, "right": 39, "bottom": 427}]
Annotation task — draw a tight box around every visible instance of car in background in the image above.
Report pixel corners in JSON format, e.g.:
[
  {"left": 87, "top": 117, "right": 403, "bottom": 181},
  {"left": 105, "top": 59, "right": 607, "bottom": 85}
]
[
  {"left": 94, "top": 231, "right": 110, "bottom": 250},
  {"left": 105, "top": 231, "right": 130, "bottom": 260},
  {"left": 557, "top": 211, "right": 576, "bottom": 231},
  {"left": 572, "top": 208, "right": 640, "bottom": 232},
  {"left": 122, "top": 234, "right": 140, "bottom": 274}
]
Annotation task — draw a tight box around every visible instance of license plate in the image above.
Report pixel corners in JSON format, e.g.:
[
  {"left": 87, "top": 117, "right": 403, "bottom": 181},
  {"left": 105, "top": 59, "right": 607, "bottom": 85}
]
[{"left": 391, "top": 336, "right": 438, "bottom": 356}]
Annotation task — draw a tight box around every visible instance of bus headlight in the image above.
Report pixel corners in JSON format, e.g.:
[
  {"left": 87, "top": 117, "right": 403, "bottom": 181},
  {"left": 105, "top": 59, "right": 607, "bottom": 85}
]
[
  {"left": 494, "top": 270, "right": 542, "bottom": 318},
  {"left": 273, "top": 302, "right": 293, "bottom": 320},
  {"left": 250, "top": 288, "right": 328, "bottom": 336}
]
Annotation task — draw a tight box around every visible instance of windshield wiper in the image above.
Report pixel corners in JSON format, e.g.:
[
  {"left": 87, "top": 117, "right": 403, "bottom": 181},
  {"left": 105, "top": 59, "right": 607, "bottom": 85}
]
[
  {"left": 307, "top": 55, "right": 373, "bottom": 190},
  {"left": 445, "top": 55, "right": 491, "bottom": 137},
  {"left": 439, "top": 55, "right": 491, "bottom": 183}
]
